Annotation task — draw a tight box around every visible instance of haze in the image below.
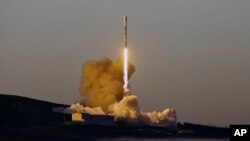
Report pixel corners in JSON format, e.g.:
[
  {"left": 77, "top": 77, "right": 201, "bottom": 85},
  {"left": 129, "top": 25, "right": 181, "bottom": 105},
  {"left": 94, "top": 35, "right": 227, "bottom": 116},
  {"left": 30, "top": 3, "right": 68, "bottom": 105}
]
[{"left": 0, "top": 0, "right": 250, "bottom": 126}]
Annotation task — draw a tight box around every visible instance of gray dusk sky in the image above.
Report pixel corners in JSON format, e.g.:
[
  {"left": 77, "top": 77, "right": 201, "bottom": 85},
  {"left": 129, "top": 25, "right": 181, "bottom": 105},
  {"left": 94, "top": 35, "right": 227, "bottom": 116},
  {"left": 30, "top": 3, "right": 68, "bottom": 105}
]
[{"left": 1, "top": 0, "right": 250, "bottom": 126}]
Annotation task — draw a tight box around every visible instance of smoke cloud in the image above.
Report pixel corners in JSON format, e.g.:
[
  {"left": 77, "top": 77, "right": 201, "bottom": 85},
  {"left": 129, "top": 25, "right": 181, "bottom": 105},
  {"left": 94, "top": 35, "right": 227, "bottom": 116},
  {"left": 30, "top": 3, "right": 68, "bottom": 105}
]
[
  {"left": 79, "top": 57, "right": 135, "bottom": 112},
  {"left": 109, "top": 95, "right": 140, "bottom": 124},
  {"left": 65, "top": 103, "right": 105, "bottom": 115},
  {"left": 67, "top": 57, "right": 177, "bottom": 126}
]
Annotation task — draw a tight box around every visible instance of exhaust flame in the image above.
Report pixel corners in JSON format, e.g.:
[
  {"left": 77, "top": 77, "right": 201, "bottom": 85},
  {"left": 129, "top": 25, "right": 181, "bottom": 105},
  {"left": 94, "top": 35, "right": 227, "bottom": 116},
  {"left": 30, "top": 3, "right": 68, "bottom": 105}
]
[{"left": 123, "top": 48, "right": 129, "bottom": 94}]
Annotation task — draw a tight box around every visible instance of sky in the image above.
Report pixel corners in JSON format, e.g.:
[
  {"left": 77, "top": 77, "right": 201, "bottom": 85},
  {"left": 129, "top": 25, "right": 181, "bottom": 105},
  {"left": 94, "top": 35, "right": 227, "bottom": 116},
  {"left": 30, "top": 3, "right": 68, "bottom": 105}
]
[{"left": 0, "top": 0, "right": 250, "bottom": 126}]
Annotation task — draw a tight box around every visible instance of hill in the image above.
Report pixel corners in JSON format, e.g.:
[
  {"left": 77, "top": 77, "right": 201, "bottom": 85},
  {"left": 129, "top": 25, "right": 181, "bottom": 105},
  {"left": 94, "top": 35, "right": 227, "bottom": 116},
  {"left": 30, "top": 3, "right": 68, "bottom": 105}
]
[
  {"left": 0, "top": 94, "right": 68, "bottom": 125},
  {"left": 0, "top": 94, "right": 229, "bottom": 140}
]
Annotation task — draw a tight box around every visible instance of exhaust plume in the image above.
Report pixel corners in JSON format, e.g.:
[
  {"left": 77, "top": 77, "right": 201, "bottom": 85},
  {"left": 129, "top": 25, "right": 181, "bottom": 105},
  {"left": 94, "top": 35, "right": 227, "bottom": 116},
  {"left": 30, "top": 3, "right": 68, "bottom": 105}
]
[
  {"left": 123, "top": 48, "right": 129, "bottom": 94},
  {"left": 68, "top": 57, "right": 177, "bottom": 126}
]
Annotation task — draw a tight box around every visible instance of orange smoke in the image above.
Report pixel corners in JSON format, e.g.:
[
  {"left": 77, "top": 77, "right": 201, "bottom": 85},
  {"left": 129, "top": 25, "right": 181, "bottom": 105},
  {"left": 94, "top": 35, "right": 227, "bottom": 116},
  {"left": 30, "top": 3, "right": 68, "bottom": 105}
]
[{"left": 79, "top": 57, "right": 135, "bottom": 112}]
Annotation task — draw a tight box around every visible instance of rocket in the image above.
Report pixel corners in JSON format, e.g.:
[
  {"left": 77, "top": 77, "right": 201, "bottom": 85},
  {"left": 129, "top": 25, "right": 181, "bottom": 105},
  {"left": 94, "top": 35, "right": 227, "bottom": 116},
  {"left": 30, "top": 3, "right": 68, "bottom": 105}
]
[{"left": 124, "top": 16, "right": 127, "bottom": 48}]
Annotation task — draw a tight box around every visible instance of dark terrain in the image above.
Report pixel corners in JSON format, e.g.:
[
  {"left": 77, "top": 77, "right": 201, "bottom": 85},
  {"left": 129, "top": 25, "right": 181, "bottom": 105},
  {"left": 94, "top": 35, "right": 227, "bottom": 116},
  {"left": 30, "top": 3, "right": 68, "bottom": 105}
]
[{"left": 0, "top": 94, "right": 229, "bottom": 140}]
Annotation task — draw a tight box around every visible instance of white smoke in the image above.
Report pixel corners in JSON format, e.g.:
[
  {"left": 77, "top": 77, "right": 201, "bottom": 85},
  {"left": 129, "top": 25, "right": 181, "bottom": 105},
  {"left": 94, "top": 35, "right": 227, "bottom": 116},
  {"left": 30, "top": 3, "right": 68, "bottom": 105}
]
[
  {"left": 108, "top": 95, "right": 140, "bottom": 124},
  {"left": 140, "top": 109, "right": 177, "bottom": 126},
  {"left": 65, "top": 103, "right": 105, "bottom": 115}
]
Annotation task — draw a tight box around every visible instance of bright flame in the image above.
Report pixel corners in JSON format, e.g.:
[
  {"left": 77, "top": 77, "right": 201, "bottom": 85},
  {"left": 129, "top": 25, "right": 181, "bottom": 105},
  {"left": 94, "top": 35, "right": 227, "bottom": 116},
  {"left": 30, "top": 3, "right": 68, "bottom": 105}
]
[{"left": 123, "top": 48, "right": 129, "bottom": 93}]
